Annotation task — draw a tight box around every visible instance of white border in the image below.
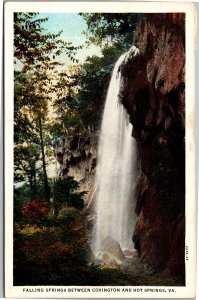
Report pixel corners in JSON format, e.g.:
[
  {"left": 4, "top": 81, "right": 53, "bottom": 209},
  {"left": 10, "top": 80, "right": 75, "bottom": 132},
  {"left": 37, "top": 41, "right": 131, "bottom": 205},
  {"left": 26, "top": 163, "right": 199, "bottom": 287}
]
[
  {"left": 0, "top": 0, "right": 4, "bottom": 297},
  {"left": 4, "top": 1, "right": 197, "bottom": 298}
]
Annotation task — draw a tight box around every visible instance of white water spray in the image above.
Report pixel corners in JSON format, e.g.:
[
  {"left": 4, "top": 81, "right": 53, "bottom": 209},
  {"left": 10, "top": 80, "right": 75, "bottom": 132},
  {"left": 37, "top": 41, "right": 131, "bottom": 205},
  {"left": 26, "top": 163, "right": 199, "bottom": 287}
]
[{"left": 92, "top": 47, "right": 139, "bottom": 256}]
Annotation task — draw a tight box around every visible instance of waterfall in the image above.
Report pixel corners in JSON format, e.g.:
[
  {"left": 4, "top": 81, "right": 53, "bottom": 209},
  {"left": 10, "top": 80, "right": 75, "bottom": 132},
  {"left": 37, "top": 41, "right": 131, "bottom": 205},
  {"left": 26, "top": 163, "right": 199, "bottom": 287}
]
[{"left": 92, "top": 47, "right": 138, "bottom": 258}]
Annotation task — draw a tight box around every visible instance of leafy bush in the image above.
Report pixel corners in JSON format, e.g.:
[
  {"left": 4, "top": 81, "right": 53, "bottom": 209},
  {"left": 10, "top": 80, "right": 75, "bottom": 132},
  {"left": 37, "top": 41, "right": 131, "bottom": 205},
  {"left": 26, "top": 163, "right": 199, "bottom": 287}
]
[
  {"left": 14, "top": 180, "right": 53, "bottom": 222},
  {"left": 58, "top": 206, "right": 81, "bottom": 222},
  {"left": 53, "top": 177, "right": 86, "bottom": 214},
  {"left": 22, "top": 199, "right": 50, "bottom": 220},
  {"left": 39, "top": 242, "right": 72, "bottom": 266}
]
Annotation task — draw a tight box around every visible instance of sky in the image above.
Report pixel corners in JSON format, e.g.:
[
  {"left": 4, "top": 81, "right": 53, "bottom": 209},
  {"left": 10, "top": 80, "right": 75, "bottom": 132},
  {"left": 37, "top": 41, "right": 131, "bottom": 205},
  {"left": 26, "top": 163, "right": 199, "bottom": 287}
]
[{"left": 38, "top": 13, "right": 102, "bottom": 66}]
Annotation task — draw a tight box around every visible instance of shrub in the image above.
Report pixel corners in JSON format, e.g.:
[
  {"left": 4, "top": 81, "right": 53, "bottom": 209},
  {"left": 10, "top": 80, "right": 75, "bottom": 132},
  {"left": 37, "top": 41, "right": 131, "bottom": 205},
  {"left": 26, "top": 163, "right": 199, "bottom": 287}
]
[
  {"left": 53, "top": 177, "right": 86, "bottom": 215},
  {"left": 22, "top": 199, "right": 50, "bottom": 220},
  {"left": 39, "top": 242, "right": 72, "bottom": 265},
  {"left": 58, "top": 206, "right": 81, "bottom": 222}
]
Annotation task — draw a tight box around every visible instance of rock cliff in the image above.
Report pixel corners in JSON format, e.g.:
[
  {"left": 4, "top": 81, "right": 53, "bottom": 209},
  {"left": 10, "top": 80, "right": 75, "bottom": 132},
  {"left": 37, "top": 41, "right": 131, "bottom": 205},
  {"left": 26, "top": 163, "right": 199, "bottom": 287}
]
[
  {"left": 54, "top": 132, "right": 98, "bottom": 205},
  {"left": 120, "top": 13, "right": 185, "bottom": 277}
]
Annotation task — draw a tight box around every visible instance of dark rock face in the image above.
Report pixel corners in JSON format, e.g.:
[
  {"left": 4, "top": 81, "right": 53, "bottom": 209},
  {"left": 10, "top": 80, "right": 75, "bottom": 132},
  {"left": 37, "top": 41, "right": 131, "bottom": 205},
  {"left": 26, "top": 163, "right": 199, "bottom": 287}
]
[
  {"left": 121, "top": 13, "right": 185, "bottom": 277},
  {"left": 54, "top": 132, "right": 98, "bottom": 205}
]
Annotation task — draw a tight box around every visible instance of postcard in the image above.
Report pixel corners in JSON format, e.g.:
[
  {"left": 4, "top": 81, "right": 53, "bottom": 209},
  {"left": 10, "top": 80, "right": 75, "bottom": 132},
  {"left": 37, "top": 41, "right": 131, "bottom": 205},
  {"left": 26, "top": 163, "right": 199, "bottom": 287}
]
[{"left": 4, "top": 1, "right": 197, "bottom": 298}]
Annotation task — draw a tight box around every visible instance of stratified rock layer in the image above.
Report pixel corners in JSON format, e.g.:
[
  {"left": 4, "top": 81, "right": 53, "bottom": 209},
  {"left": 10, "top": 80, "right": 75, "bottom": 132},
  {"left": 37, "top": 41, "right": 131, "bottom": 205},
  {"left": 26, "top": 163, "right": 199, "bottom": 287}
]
[{"left": 121, "top": 13, "right": 185, "bottom": 277}]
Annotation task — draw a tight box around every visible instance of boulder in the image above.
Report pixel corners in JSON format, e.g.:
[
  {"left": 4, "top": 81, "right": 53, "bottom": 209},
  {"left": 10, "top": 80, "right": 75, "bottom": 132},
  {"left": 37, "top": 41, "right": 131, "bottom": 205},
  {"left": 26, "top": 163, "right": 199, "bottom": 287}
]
[
  {"left": 123, "top": 248, "right": 139, "bottom": 258},
  {"left": 96, "top": 251, "right": 122, "bottom": 267},
  {"left": 101, "top": 236, "right": 125, "bottom": 261}
]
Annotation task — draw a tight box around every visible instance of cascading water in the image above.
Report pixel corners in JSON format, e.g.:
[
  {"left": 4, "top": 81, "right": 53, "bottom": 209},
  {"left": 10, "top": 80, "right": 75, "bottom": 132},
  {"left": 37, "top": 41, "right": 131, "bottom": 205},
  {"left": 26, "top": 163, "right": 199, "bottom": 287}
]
[{"left": 92, "top": 47, "right": 139, "bottom": 259}]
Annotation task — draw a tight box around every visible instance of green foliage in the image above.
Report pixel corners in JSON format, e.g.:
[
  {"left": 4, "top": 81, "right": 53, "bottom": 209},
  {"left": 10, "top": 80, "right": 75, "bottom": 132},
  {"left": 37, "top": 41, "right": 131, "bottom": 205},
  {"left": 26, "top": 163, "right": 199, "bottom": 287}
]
[
  {"left": 14, "top": 179, "right": 53, "bottom": 223},
  {"left": 53, "top": 177, "right": 86, "bottom": 214},
  {"left": 14, "top": 143, "right": 41, "bottom": 183},
  {"left": 52, "top": 14, "right": 140, "bottom": 134},
  {"left": 58, "top": 206, "right": 81, "bottom": 223},
  {"left": 14, "top": 182, "right": 46, "bottom": 205},
  {"left": 14, "top": 13, "right": 68, "bottom": 201},
  {"left": 52, "top": 65, "right": 83, "bottom": 134},
  {"left": 81, "top": 13, "right": 140, "bottom": 48},
  {"left": 14, "top": 195, "right": 88, "bottom": 285},
  {"left": 77, "top": 45, "right": 123, "bottom": 128},
  {"left": 14, "top": 13, "right": 80, "bottom": 66},
  {"left": 14, "top": 183, "right": 31, "bottom": 222},
  {"left": 53, "top": 44, "right": 124, "bottom": 133},
  {"left": 14, "top": 13, "right": 140, "bottom": 193}
]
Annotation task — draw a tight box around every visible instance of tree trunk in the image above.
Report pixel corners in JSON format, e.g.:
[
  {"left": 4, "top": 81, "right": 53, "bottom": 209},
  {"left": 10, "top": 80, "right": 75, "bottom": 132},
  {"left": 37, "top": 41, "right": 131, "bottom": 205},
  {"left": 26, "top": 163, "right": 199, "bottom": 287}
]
[
  {"left": 32, "top": 163, "right": 37, "bottom": 197},
  {"left": 29, "top": 173, "right": 33, "bottom": 198},
  {"left": 29, "top": 162, "right": 37, "bottom": 198},
  {"left": 38, "top": 117, "right": 50, "bottom": 203}
]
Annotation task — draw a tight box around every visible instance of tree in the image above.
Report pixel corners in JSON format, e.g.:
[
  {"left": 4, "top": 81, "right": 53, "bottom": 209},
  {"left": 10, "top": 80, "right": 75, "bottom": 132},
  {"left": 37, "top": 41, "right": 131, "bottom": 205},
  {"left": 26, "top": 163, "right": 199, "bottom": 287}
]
[
  {"left": 14, "top": 13, "right": 81, "bottom": 202},
  {"left": 14, "top": 143, "right": 40, "bottom": 188},
  {"left": 53, "top": 177, "right": 86, "bottom": 216},
  {"left": 50, "top": 14, "right": 140, "bottom": 135},
  {"left": 14, "top": 12, "right": 140, "bottom": 204},
  {"left": 14, "top": 67, "right": 52, "bottom": 202},
  {"left": 52, "top": 44, "right": 126, "bottom": 134},
  {"left": 76, "top": 44, "right": 123, "bottom": 128},
  {"left": 14, "top": 13, "right": 80, "bottom": 66},
  {"left": 52, "top": 65, "right": 84, "bottom": 136},
  {"left": 81, "top": 13, "right": 140, "bottom": 49}
]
